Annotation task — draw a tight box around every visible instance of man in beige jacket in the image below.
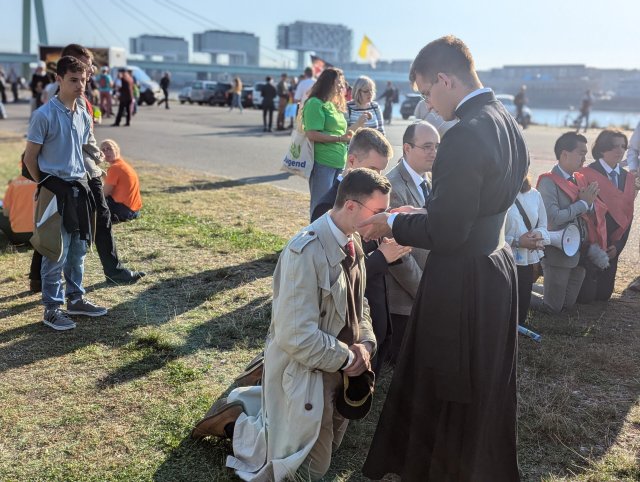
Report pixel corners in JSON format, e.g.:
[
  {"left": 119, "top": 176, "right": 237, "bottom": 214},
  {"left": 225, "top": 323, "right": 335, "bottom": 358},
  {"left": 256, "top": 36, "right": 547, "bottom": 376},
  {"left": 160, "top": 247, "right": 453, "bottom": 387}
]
[{"left": 197, "top": 169, "right": 387, "bottom": 481}]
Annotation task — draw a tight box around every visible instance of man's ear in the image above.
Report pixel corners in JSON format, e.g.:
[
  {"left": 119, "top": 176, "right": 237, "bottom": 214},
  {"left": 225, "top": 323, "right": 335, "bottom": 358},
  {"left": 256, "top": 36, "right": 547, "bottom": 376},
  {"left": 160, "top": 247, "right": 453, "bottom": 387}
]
[{"left": 347, "top": 153, "right": 357, "bottom": 168}]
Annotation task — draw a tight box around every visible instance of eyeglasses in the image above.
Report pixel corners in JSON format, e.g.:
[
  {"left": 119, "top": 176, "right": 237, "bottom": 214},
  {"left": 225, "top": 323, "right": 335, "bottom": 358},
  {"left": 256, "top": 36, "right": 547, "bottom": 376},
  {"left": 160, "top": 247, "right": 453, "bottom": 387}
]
[
  {"left": 360, "top": 89, "right": 372, "bottom": 94},
  {"left": 408, "top": 142, "right": 439, "bottom": 152},
  {"left": 419, "top": 78, "right": 438, "bottom": 102},
  {"left": 349, "top": 199, "right": 386, "bottom": 215}
]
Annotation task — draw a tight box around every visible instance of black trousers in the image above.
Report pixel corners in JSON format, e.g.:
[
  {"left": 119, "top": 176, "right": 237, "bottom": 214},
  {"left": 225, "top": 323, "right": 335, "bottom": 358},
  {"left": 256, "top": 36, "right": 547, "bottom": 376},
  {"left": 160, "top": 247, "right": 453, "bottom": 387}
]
[
  {"left": 517, "top": 264, "right": 534, "bottom": 324},
  {"left": 578, "top": 255, "right": 619, "bottom": 303},
  {"left": 106, "top": 196, "right": 139, "bottom": 223},
  {"left": 114, "top": 98, "right": 131, "bottom": 125},
  {"left": 262, "top": 106, "right": 274, "bottom": 129},
  {"left": 0, "top": 212, "right": 31, "bottom": 244},
  {"left": 158, "top": 88, "right": 169, "bottom": 108},
  {"left": 389, "top": 313, "right": 409, "bottom": 366}
]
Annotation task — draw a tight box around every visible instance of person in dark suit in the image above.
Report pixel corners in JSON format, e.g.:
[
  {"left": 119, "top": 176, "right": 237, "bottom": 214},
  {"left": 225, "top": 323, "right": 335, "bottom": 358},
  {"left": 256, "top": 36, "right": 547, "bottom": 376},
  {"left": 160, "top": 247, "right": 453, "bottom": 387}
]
[
  {"left": 385, "top": 121, "right": 438, "bottom": 365},
  {"left": 359, "top": 36, "right": 529, "bottom": 481},
  {"left": 261, "top": 76, "right": 277, "bottom": 132},
  {"left": 578, "top": 129, "right": 635, "bottom": 302},
  {"left": 310, "top": 127, "right": 407, "bottom": 375}
]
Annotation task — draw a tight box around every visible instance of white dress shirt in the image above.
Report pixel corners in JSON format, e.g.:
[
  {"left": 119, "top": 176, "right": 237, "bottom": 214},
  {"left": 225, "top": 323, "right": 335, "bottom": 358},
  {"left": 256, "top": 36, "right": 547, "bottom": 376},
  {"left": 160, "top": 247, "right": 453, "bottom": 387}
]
[
  {"left": 403, "top": 159, "right": 429, "bottom": 204},
  {"left": 598, "top": 158, "right": 621, "bottom": 187}
]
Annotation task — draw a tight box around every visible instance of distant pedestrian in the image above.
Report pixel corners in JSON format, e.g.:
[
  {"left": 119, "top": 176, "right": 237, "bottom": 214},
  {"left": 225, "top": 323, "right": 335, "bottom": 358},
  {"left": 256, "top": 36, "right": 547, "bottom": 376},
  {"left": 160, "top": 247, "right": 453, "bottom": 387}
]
[
  {"left": 0, "top": 68, "right": 7, "bottom": 104},
  {"left": 514, "top": 84, "right": 527, "bottom": 127},
  {"left": 228, "top": 77, "right": 243, "bottom": 113},
  {"left": 261, "top": 76, "right": 277, "bottom": 132},
  {"left": 575, "top": 89, "right": 593, "bottom": 133},
  {"left": 96, "top": 66, "right": 114, "bottom": 117},
  {"left": 7, "top": 68, "right": 19, "bottom": 102},
  {"left": 294, "top": 67, "right": 315, "bottom": 105},
  {"left": 30, "top": 61, "right": 50, "bottom": 111},
  {"left": 346, "top": 75, "right": 385, "bottom": 134},
  {"left": 157, "top": 71, "right": 171, "bottom": 109},
  {"left": 276, "top": 73, "right": 289, "bottom": 130},
  {"left": 113, "top": 69, "right": 133, "bottom": 127},
  {"left": 377, "top": 81, "right": 396, "bottom": 125}
]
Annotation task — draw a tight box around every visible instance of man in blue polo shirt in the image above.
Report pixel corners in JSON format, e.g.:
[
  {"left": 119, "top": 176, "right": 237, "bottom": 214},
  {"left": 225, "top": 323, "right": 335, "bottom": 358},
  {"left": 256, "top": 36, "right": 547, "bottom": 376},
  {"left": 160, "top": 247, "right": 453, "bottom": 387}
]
[{"left": 23, "top": 56, "right": 108, "bottom": 331}]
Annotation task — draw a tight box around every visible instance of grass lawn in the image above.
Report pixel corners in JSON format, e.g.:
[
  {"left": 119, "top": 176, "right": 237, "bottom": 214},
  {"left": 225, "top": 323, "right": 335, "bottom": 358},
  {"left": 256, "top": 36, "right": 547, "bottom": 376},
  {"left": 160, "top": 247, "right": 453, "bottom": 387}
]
[{"left": 0, "top": 133, "right": 638, "bottom": 481}]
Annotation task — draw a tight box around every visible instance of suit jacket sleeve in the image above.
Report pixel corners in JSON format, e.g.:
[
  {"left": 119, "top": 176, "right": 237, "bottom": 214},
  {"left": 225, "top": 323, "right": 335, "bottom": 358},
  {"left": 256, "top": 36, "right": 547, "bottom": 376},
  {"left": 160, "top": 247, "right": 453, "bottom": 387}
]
[
  {"left": 364, "top": 244, "right": 388, "bottom": 276},
  {"left": 387, "top": 253, "right": 423, "bottom": 298},
  {"left": 392, "top": 124, "right": 483, "bottom": 253},
  {"left": 272, "top": 247, "right": 350, "bottom": 373},
  {"left": 537, "top": 176, "right": 588, "bottom": 228}
]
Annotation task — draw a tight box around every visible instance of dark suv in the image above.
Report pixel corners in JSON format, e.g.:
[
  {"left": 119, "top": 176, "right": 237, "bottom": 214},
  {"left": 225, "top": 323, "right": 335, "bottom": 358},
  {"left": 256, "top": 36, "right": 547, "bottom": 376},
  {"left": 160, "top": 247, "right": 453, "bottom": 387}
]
[{"left": 203, "top": 82, "right": 231, "bottom": 106}]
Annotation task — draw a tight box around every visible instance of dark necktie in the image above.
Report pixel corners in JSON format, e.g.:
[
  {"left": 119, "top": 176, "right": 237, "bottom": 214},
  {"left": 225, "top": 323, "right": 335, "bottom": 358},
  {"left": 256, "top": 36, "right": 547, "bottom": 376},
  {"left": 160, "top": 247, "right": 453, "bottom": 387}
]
[
  {"left": 419, "top": 180, "right": 429, "bottom": 202},
  {"left": 609, "top": 170, "right": 619, "bottom": 189},
  {"left": 568, "top": 175, "right": 577, "bottom": 185},
  {"left": 344, "top": 239, "right": 355, "bottom": 260}
]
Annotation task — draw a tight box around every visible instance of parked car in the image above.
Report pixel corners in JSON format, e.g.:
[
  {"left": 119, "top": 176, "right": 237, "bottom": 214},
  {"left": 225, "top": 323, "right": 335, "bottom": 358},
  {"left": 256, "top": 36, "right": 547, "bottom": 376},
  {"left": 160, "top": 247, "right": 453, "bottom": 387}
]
[
  {"left": 191, "top": 81, "right": 217, "bottom": 105},
  {"left": 400, "top": 93, "right": 422, "bottom": 119},
  {"left": 179, "top": 85, "right": 192, "bottom": 104},
  {"left": 241, "top": 86, "right": 254, "bottom": 108},
  {"left": 112, "top": 65, "right": 162, "bottom": 105},
  {"left": 496, "top": 94, "right": 532, "bottom": 128},
  {"left": 252, "top": 82, "right": 265, "bottom": 108}
]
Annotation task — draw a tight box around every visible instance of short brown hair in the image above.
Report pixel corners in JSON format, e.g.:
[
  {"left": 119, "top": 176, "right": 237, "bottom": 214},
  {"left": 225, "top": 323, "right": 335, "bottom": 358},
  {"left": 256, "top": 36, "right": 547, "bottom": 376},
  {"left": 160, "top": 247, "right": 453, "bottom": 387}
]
[
  {"left": 409, "top": 35, "right": 477, "bottom": 87},
  {"left": 61, "top": 43, "right": 93, "bottom": 61},
  {"left": 591, "top": 129, "right": 628, "bottom": 161},
  {"left": 56, "top": 56, "right": 86, "bottom": 77},
  {"left": 334, "top": 168, "right": 391, "bottom": 209},
  {"left": 348, "top": 127, "right": 393, "bottom": 159}
]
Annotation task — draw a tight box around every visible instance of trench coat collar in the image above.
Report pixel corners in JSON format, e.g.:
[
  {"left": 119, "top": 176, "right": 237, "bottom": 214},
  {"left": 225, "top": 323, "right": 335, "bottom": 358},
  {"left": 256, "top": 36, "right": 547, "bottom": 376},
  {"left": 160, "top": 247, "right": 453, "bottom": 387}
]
[{"left": 311, "top": 213, "right": 348, "bottom": 268}]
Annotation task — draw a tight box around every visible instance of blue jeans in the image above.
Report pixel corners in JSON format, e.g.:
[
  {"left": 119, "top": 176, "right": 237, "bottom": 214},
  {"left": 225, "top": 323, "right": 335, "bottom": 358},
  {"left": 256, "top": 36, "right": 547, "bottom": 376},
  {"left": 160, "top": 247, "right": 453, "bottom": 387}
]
[
  {"left": 308, "top": 162, "right": 341, "bottom": 217},
  {"left": 230, "top": 93, "right": 243, "bottom": 112},
  {"left": 41, "top": 225, "right": 87, "bottom": 309}
]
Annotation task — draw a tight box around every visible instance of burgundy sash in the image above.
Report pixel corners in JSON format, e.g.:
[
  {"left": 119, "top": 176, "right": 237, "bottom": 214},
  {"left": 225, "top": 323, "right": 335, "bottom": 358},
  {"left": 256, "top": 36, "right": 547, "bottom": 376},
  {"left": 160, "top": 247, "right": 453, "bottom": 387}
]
[
  {"left": 579, "top": 166, "right": 636, "bottom": 245},
  {"left": 537, "top": 171, "right": 608, "bottom": 250}
]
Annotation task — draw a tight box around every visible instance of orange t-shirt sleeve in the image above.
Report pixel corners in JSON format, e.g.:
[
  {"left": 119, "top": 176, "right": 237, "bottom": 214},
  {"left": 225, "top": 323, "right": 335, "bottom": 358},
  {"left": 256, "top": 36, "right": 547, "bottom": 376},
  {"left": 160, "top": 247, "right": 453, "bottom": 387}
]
[
  {"left": 4, "top": 177, "right": 36, "bottom": 233},
  {"left": 105, "top": 160, "right": 142, "bottom": 212}
]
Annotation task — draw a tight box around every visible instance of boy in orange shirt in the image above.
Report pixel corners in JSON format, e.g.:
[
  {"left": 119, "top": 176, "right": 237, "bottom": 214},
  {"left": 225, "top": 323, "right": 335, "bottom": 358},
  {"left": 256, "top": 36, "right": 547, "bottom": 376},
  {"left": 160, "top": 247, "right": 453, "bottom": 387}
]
[
  {"left": 0, "top": 163, "right": 37, "bottom": 244},
  {"left": 100, "top": 139, "right": 142, "bottom": 223}
]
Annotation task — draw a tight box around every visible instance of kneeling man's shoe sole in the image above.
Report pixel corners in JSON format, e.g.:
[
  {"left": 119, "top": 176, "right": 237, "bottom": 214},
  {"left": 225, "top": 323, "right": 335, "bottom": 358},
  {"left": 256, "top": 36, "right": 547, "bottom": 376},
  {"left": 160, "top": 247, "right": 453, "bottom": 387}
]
[
  {"left": 191, "top": 398, "right": 243, "bottom": 439},
  {"left": 234, "top": 352, "right": 264, "bottom": 386}
]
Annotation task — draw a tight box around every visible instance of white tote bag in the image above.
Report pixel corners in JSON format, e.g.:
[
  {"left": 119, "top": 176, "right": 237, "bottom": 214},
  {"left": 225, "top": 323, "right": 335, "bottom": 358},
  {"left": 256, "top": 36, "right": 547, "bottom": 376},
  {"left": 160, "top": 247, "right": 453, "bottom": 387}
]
[{"left": 281, "top": 112, "right": 314, "bottom": 179}]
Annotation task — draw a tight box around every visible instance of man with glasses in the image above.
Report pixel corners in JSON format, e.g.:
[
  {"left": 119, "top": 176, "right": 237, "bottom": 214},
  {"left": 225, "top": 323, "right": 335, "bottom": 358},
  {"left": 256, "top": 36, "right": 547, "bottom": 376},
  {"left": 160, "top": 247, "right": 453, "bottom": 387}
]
[
  {"left": 360, "top": 36, "right": 529, "bottom": 481},
  {"left": 193, "top": 169, "right": 385, "bottom": 481},
  {"left": 385, "top": 121, "right": 438, "bottom": 365},
  {"left": 311, "top": 127, "right": 410, "bottom": 375}
]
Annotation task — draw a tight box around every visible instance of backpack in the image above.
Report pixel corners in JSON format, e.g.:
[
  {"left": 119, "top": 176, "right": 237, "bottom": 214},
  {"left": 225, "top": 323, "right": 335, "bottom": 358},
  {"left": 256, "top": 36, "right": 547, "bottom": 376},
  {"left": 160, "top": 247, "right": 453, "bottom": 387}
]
[
  {"left": 392, "top": 88, "right": 399, "bottom": 103},
  {"left": 99, "top": 75, "right": 108, "bottom": 89}
]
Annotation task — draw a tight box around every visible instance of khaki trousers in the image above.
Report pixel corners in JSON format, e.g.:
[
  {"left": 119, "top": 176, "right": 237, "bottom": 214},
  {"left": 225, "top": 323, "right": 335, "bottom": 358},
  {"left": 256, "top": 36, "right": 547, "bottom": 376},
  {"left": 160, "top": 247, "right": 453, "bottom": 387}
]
[
  {"left": 301, "top": 371, "right": 348, "bottom": 480},
  {"left": 540, "top": 260, "right": 586, "bottom": 312}
]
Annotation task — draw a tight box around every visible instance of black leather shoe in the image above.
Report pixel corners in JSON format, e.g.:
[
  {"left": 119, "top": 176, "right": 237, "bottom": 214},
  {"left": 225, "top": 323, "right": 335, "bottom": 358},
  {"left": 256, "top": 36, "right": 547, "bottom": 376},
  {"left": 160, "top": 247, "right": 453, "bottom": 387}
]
[{"left": 106, "top": 270, "right": 146, "bottom": 285}]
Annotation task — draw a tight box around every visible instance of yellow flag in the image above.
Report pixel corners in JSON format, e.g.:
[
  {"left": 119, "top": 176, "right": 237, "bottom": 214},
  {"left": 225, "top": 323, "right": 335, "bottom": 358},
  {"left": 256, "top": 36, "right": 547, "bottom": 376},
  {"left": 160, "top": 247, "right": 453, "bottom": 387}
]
[{"left": 358, "top": 35, "right": 380, "bottom": 68}]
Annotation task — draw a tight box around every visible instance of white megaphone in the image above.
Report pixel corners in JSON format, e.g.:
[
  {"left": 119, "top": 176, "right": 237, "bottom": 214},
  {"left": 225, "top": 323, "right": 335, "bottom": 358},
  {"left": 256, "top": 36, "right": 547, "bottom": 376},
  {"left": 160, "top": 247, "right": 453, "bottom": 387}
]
[{"left": 548, "top": 224, "right": 580, "bottom": 256}]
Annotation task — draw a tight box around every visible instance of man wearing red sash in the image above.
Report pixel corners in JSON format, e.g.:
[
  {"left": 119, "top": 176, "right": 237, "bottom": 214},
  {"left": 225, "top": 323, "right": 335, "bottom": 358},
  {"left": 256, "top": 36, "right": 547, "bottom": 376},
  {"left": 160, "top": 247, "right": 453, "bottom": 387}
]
[
  {"left": 536, "top": 132, "right": 600, "bottom": 313},
  {"left": 578, "top": 130, "right": 636, "bottom": 302}
]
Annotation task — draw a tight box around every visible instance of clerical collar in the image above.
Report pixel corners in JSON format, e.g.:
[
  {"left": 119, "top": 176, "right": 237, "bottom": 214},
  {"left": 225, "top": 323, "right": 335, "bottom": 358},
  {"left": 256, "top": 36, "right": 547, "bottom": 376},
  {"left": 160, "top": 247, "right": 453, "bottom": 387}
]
[
  {"left": 598, "top": 158, "right": 620, "bottom": 175},
  {"left": 402, "top": 158, "right": 427, "bottom": 192},
  {"left": 455, "top": 87, "right": 493, "bottom": 112},
  {"left": 326, "top": 212, "right": 350, "bottom": 247}
]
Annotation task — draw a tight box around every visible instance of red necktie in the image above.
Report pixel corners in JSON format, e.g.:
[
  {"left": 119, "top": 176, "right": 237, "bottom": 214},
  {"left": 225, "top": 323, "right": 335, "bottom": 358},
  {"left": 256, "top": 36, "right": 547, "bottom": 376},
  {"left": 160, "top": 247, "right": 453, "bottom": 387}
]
[{"left": 344, "top": 239, "right": 355, "bottom": 259}]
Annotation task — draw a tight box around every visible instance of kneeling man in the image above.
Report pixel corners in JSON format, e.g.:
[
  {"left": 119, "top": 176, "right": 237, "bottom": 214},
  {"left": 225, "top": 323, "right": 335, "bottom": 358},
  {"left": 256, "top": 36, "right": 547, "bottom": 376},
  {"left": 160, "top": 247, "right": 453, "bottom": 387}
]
[{"left": 195, "top": 168, "right": 389, "bottom": 481}]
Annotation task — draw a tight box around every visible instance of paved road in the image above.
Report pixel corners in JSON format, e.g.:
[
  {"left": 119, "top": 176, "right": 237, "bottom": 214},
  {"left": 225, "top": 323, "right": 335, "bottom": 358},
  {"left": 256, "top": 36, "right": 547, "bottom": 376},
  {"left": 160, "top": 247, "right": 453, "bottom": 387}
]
[{"left": 0, "top": 101, "right": 592, "bottom": 193}]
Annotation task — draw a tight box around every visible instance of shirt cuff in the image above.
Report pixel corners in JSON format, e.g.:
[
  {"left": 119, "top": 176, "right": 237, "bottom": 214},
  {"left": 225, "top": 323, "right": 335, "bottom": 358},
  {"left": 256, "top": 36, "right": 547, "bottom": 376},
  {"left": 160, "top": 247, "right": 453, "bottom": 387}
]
[
  {"left": 387, "top": 212, "right": 398, "bottom": 229},
  {"left": 579, "top": 200, "right": 591, "bottom": 211},
  {"left": 342, "top": 350, "right": 355, "bottom": 370}
]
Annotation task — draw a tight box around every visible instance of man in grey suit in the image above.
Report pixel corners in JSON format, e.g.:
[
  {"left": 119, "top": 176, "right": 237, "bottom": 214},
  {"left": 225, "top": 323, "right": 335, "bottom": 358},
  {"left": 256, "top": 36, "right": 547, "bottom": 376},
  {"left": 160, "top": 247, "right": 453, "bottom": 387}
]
[
  {"left": 535, "top": 132, "right": 600, "bottom": 313},
  {"left": 385, "top": 120, "right": 438, "bottom": 364}
]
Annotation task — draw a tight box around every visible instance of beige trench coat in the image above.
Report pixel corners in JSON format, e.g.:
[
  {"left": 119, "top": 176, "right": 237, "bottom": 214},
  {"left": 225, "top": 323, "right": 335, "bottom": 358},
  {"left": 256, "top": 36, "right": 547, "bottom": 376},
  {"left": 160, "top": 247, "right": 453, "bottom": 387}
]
[{"left": 226, "top": 214, "right": 376, "bottom": 481}]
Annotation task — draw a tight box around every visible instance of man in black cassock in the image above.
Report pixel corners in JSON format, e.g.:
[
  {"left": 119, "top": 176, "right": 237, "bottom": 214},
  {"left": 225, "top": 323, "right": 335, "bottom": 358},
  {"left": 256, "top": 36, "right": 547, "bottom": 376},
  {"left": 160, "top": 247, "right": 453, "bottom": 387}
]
[{"left": 358, "top": 36, "right": 529, "bottom": 481}]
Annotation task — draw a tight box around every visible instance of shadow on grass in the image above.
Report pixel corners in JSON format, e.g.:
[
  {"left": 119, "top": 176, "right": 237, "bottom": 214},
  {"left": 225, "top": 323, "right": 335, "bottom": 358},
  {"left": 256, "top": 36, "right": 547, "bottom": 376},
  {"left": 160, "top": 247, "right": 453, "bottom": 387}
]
[
  {"left": 160, "top": 173, "right": 292, "bottom": 194},
  {"left": 97, "top": 294, "right": 271, "bottom": 387},
  {"left": 0, "top": 254, "right": 277, "bottom": 375}
]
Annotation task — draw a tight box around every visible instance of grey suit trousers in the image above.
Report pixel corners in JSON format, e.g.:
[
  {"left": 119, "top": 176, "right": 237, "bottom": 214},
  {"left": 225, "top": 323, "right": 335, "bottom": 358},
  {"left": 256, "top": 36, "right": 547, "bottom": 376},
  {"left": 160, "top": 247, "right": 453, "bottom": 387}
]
[{"left": 540, "top": 259, "right": 586, "bottom": 312}]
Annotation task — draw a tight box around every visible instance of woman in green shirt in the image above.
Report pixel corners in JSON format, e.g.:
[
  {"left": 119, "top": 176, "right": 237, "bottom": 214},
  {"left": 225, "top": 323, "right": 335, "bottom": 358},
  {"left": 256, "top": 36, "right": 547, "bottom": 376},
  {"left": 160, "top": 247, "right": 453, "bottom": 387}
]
[{"left": 303, "top": 68, "right": 352, "bottom": 215}]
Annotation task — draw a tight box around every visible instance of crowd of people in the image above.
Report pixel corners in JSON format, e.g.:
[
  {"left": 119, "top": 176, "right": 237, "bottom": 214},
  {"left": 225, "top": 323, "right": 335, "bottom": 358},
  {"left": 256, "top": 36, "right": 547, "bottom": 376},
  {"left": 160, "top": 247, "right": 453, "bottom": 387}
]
[{"left": 1, "top": 34, "right": 639, "bottom": 482}]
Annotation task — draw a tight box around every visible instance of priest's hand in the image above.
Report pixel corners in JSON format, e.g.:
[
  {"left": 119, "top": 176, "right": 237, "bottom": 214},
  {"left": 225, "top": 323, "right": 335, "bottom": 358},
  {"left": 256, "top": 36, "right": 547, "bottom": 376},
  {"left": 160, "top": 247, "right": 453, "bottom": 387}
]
[
  {"left": 344, "top": 343, "right": 371, "bottom": 377},
  {"left": 357, "top": 212, "right": 392, "bottom": 241},
  {"left": 390, "top": 205, "right": 427, "bottom": 215}
]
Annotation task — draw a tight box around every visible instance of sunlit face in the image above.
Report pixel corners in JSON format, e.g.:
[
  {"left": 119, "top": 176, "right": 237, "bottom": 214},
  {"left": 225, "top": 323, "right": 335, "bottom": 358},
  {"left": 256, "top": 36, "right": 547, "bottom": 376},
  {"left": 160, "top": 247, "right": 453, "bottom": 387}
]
[
  {"left": 349, "top": 190, "right": 390, "bottom": 233},
  {"left": 415, "top": 72, "right": 455, "bottom": 121},
  {"left": 358, "top": 84, "right": 374, "bottom": 105},
  {"left": 560, "top": 142, "right": 588, "bottom": 174},
  {"left": 404, "top": 124, "right": 440, "bottom": 174},
  {"left": 348, "top": 149, "right": 389, "bottom": 173},
  {"left": 57, "top": 69, "right": 86, "bottom": 99},
  {"left": 100, "top": 143, "right": 119, "bottom": 164},
  {"left": 602, "top": 136, "right": 627, "bottom": 167}
]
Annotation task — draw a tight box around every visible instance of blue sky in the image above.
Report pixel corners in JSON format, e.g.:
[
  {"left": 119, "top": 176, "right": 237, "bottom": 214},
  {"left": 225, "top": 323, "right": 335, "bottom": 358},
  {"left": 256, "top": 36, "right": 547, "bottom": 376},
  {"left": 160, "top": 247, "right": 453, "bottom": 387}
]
[{"left": 1, "top": 0, "right": 637, "bottom": 70}]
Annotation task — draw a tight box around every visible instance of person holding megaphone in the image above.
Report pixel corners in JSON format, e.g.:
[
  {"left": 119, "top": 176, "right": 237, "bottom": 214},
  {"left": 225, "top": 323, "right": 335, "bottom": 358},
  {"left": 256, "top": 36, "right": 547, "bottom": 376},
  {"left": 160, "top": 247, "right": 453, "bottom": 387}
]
[{"left": 535, "top": 132, "right": 600, "bottom": 314}]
